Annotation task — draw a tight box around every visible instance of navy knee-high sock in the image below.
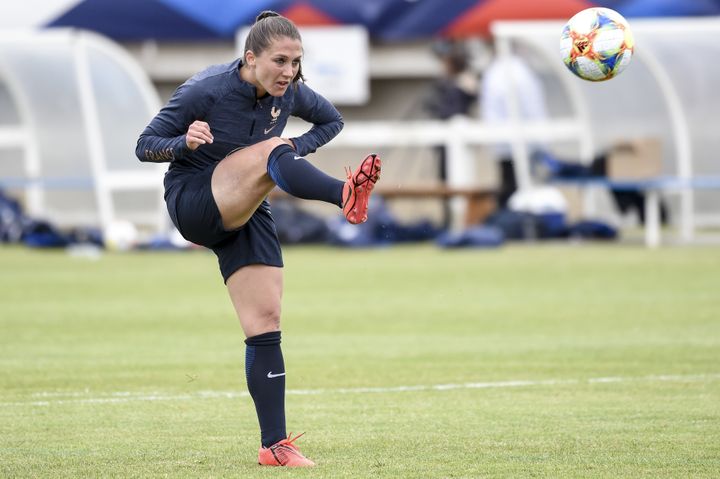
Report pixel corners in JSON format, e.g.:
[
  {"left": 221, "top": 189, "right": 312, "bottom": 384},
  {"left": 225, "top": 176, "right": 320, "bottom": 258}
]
[
  {"left": 267, "top": 144, "right": 344, "bottom": 207},
  {"left": 245, "top": 331, "right": 286, "bottom": 447}
]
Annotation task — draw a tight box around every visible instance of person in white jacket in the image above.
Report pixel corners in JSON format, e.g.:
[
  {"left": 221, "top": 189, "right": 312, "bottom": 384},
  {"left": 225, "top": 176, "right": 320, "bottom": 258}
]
[{"left": 480, "top": 43, "right": 548, "bottom": 208}]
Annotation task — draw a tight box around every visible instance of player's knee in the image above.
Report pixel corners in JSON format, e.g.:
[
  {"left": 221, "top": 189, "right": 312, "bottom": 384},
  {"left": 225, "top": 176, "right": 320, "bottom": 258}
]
[
  {"left": 259, "top": 137, "right": 288, "bottom": 159},
  {"left": 264, "top": 137, "right": 285, "bottom": 148},
  {"left": 253, "top": 303, "right": 282, "bottom": 331}
]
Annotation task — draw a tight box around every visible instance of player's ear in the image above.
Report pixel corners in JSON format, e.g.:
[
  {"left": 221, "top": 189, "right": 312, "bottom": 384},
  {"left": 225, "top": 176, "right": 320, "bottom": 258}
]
[{"left": 244, "top": 50, "right": 256, "bottom": 68}]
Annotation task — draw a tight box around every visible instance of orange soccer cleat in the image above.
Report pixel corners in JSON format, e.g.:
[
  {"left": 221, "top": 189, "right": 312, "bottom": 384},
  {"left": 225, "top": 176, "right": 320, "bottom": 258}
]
[
  {"left": 342, "top": 154, "right": 381, "bottom": 224},
  {"left": 257, "top": 432, "right": 315, "bottom": 467}
]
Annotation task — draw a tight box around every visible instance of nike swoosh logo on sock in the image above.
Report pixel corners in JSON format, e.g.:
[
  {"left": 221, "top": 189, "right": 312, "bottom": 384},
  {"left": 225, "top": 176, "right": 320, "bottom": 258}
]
[
  {"left": 267, "top": 371, "right": 286, "bottom": 379},
  {"left": 293, "top": 156, "right": 303, "bottom": 160}
]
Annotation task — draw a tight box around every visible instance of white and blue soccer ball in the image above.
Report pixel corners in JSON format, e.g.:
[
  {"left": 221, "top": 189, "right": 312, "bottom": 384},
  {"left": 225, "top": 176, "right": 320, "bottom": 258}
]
[{"left": 560, "top": 7, "right": 634, "bottom": 82}]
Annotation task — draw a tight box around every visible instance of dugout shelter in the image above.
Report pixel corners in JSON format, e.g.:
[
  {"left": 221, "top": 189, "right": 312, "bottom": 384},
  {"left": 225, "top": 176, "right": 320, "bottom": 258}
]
[
  {"left": 484, "top": 17, "right": 720, "bottom": 246},
  {"left": 0, "top": 29, "right": 165, "bottom": 234}
]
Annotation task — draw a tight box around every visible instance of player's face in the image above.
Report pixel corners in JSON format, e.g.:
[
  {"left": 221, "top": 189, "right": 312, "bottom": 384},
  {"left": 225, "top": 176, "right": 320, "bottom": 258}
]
[{"left": 249, "top": 36, "right": 302, "bottom": 97}]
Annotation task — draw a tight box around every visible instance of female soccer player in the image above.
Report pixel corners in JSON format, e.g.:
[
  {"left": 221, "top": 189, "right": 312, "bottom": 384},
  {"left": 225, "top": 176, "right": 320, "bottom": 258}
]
[{"left": 136, "top": 10, "right": 381, "bottom": 467}]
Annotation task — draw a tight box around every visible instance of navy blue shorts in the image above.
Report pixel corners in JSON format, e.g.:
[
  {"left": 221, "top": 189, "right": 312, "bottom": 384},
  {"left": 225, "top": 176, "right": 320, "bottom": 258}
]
[{"left": 164, "top": 163, "right": 283, "bottom": 282}]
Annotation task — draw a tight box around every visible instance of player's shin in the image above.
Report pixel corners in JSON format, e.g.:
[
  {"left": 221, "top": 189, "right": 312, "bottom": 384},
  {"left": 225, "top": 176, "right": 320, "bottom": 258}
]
[
  {"left": 266, "top": 144, "right": 344, "bottom": 206},
  {"left": 244, "top": 330, "right": 286, "bottom": 447}
]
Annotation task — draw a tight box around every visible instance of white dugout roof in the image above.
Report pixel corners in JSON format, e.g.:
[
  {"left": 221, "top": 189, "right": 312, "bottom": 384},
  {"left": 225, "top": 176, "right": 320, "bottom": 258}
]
[{"left": 0, "top": 29, "right": 164, "bottom": 231}]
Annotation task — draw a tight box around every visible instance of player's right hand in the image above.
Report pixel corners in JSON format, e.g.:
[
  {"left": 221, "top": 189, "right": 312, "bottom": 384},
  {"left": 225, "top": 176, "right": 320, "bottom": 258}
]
[{"left": 185, "top": 120, "right": 213, "bottom": 150}]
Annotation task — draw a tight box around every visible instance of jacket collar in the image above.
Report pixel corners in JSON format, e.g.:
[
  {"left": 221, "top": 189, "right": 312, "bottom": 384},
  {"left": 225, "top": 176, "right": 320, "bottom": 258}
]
[{"left": 232, "top": 59, "right": 257, "bottom": 98}]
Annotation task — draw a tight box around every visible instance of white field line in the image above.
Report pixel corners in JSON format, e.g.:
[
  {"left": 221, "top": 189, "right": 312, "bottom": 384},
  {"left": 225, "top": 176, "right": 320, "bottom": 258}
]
[{"left": 2, "top": 373, "right": 718, "bottom": 407}]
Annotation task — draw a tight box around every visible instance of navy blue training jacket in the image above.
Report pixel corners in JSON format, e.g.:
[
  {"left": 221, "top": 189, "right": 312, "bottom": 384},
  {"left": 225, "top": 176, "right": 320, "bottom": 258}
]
[{"left": 135, "top": 59, "right": 343, "bottom": 186}]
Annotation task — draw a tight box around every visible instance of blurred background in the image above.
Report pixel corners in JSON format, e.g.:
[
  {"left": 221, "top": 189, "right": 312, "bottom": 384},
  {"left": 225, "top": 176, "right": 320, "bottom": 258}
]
[{"left": 1, "top": 0, "right": 719, "bottom": 250}]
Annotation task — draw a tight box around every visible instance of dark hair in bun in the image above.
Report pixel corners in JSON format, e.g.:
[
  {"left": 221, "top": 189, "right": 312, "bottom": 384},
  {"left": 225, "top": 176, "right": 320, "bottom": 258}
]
[{"left": 256, "top": 10, "right": 280, "bottom": 22}]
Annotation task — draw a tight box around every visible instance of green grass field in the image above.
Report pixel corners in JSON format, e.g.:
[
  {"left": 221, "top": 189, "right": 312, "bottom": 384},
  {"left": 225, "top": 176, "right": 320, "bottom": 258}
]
[{"left": 1, "top": 244, "right": 719, "bottom": 478}]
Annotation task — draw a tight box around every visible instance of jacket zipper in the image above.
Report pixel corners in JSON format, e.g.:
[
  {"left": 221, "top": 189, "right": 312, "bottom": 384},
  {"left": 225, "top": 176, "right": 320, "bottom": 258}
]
[{"left": 249, "top": 99, "right": 263, "bottom": 136}]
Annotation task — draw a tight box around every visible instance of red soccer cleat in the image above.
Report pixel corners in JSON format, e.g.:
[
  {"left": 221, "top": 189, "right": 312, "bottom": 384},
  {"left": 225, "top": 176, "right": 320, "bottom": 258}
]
[
  {"left": 342, "top": 154, "right": 381, "bottom": 224},
  {"left": 257, "top": 432, "right": 315, "bottom": 467}
]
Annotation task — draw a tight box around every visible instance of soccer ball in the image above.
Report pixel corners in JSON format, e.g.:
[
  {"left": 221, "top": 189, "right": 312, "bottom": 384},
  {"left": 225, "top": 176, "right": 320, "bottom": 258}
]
[{"left": 560, "top": 7, "right": 634, "bottom": 82}]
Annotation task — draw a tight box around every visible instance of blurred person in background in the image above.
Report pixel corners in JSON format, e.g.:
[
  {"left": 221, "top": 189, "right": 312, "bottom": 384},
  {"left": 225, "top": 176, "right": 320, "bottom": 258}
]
[
  {"left": 424, "top": 40, "right": 478, "bottom": 121},
  {"left": 479, "top": 39, "right": 548, "bottom": 209},
  {"left": 423, "top": 40, "right": 478, "bottom": 226},
  {"left": 136, "top": 10, "right": 381, "bottom": 467}
]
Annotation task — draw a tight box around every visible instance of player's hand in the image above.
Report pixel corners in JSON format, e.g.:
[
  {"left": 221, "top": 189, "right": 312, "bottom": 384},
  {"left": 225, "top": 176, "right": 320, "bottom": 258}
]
[{"left": 185, "top": 121, "right": 213, "bottom": 150}]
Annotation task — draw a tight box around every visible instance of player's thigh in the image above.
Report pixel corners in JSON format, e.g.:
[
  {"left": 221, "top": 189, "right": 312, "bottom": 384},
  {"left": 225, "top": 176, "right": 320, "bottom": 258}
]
[
  {"left": 226, "top": 264, "right": 284, "bottom": 338},
  {"left": 211, "top": 137, "right": 285, "bottom": 229}
]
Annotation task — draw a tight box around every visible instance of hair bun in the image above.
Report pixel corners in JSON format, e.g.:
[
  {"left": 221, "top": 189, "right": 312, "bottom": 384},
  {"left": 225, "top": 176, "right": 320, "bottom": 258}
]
[{"left": 256, "top": 10, "right": 280, "bottom": 22}]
